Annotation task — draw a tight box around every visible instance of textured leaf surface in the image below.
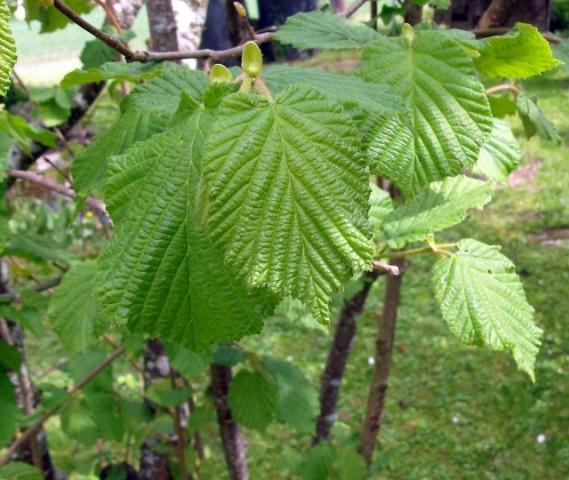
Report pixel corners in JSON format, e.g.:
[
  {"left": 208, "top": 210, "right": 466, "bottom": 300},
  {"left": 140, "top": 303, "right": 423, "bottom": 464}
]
[
  {"left": 98, "top": 108, "right": 273, "bottom": 350},
  {"left": 263, "top": 357, "right": 318, "bottom": 432},
  {"left": 73, "top": 108, "right": 168, "bottom": 196},
  {"left": 516, "top": 93, "right": 561, "bottom": 143},
  {"left": 475, "top": 23, "right": 561, "bottom": 78},
  {"left": 358, "top": 30, "right": 493, "bottom": 196},
  {"left": 0, "top": 0, "right": 17, "bottom": 96},
  {"left": 274, "top": 11, "right": 378, "bottom": 50},
  {"left": 378, "top": 176, "right": 492, "bottom": 248},
  {"left": 48, "top": 261, "right": 101, "bottom": 353},
  {"left": 204, "top": 86, "right": 374, "bottom": 323},
  {"left": 263, "top": 65, "right": 401, "bottom": 113},
  {"left": 369, "top": 184, "right": 393, "bottom": 241},
  {"left": 61, "top": 62, "right": 162, "bottom": 88},
  {"left": 123, "top": 64, "right": 210, "bottom": 115},
  {"left": 228, "top": 370, "right": 277, "bottom": 432},
  {"left": 474, "top": 118, "right": 520, "bottom": 182},
  {"left": 432, "top": 239, "right": 542, "bottom": 379}
]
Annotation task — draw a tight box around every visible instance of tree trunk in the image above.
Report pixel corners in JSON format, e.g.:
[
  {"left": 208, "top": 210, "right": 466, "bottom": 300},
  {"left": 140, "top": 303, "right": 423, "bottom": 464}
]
[
  {"left": 313, "top": 270, "right": 380, "bottom": 444},
  {"left": 112, "top": 0, "right": 145, "bottom": 30},
  {"left": 147, "top": 0, "right": 179, "bottom": 52},
  {"left": 172, "top": 0, "right": 209, "bottom": 67},
  {"left": 476, "top": 0, "right": 520, "bottom": 29},
  {"left": 329, "top": 0, "right": 346, "bottom": 14},
  {"left": 358, "top": 258, "right": 407, "bottom": 466},
  {"left": 210, "top": 365, "right": 249, "bottom": 480}
]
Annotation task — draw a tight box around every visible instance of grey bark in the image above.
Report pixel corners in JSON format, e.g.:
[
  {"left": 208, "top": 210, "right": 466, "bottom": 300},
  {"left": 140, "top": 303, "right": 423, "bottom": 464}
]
[
  {"left": 210, "top": 365, "right": 249, "bottom": 480},
  {"left": 147, "top": 0, "right": 180, "bottom": 52},
  {"left": 358, "top": 258, "right": 407, "bottom": 465}
]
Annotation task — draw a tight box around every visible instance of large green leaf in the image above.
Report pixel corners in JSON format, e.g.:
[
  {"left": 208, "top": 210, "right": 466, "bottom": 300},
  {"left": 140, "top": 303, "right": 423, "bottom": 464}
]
[
  {"left": 263, "top": 66, "right": 401, "bottom": 113},
  {"left": 48, "top": 260, "right": 102, "bottom": 353},
  {"left": 432, "top": 239, "right": 542, "bottom": 379},
  {"left": 98, "top": 105, "right": 274, "bottom": 350},
  {"left": 358, "top": 29, "right": 493, "bottom": 197},
  {"left": 204, "top": 86, "right": 374, "bottom": 324},
  {"left": 474, "top": 118, "right": 520, "bottom": 182},
  {"left": 72, "top": 108, "right": 168, "bottom": 196},
  {"left": 0, "top": 0, "right": 16, "bottom": 96},
  {"left": 274, "top": 11, "right": 379, "bottom": 50},
  {"left": 378, "top": 176, "right": 493, "bottom": 248},
  {"left": 227, "top": 369, "right": 277, "bottom": 432},
  {"left": 0, "top": 462, "right": 42, "bottom": 480},
  {"left": 475, "top": 23, "right": 561, "bottom": 79}
]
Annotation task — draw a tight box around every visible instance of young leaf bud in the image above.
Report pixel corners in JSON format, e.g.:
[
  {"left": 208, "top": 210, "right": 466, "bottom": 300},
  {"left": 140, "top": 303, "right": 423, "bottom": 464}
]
[
  {"left": 233, "top": 1, "right": 247, "bottom": 18},
  {"left": 210, "top": 64, "right": 233, "bottom": 84},
  {"left": 241, "top": 41, "right": 263, "bottom": 78}
]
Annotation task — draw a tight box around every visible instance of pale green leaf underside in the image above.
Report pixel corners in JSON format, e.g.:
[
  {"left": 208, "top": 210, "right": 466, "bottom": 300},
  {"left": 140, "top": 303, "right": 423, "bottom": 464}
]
[
  {"left": 274, "top": 11, "right": 379, "bottom": 50},
  {"left": 204, "top": 86, "right": 374, "bottom": 324},
  {"left": 48, "top": 260, "right": 101, "bottom": 353},
  {"left": 475, "top": 23, "right": 562, "bottom": 79},
  {"left": 263, "top": 65, "right": 401, "bottom": 113},
  {"left": 379, "top": 175, "right": 493, "bottom": 248},
  {"left": 358, "top": 31, "right": 493, "bottom": 197},
  {"left": 474, "top": 118, "right": 520, "bottom": 182},
  {"left": 0, "top": 0, "right": 17, "bottom": 96},
  {"left": 516, "top": 93, "right": 561, "bottom": 143},
  {"left": 98, "top": 109, "right": 273, "bottom": 350},
  {"left": 432, "top": 239, "right": 542, "bottom": 379}
]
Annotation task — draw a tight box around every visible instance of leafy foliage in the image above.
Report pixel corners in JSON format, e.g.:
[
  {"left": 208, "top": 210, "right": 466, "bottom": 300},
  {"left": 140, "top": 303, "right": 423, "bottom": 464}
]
[
  {"left": 275, "top": 11, "right": 378, "bottom": 50},
  {"left": 475, "top": 23, "right": 562, "bottom": 79},
  {"left": 204, "top": 86, "right": 374, "bottom": 324},
  {"left": 61, "top": 62, "right": 162, "bottom": 88},
  {"left": 0, "top": 0, "right": 17, "bottom": 96},
  {"left": 432, "top": 239, "right": 542, "bottom": 379},
  {"left": 516, "top": 92, "right": 562, "bottom": 143},
  {"left": 474, "top": 118, "right": 520, "bottom": 182},
  {"left": 378, "top": 176, "right": 493, "bottom": 248},
  {"left": 358, "top": 29, "right": 493, "bottom": 196}
]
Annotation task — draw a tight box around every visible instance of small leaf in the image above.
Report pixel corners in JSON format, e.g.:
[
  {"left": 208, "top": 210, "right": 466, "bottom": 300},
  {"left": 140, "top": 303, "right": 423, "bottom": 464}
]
[
  {"left": 296, "top": 442, "right": 335, "bottom": 480},
  {"left": 275, "top": 11, "right": 379, "bottom": 50},
  {"left": 0, "top": 0, "right": 17, "bottom": 96},
  {"left": 516, "top": 92, "right": 561, "bottom": 143},
  {"left": 474, "top": 118, "right": 520, "bottom": 182},
  {"left": 241, "top": 41, "right": 263, "bottom": 78},
  {"left": 61, "top": 62, "right": 163, "bottom": 88},
  {"left": 475, "top": 23, "right": 562, "bottom": 78},
  {"left": 378, "top": 176, "right": 493, "bottom": 248},
  {"left": 432, "top": 239, "right": 542, "bottom": 379},
  {"left": 488, "top": 94, "right": 517, "bottom": 118},
  {"left": 0, "top": 340, "right": 21, "bottom": 371},
  {"left": 228, "top": 369, "right": 277, "bottom": 432},
  {"left": 0, "top": 462, "right": 42, "bottom": 480},
  {"left": 48, "top": 260, "right": 102, "bottom": 353}
]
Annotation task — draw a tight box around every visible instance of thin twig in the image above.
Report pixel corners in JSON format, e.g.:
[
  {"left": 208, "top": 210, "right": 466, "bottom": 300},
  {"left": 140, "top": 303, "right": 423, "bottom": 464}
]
[
  {"left": 0, "top": 346, "right": 126, "bottom": 467},
  {"left": 485, "top": 84, "right": 522, "bottom": 96},
  {"left": 8, "top": 169, "right": 107, "bottom": 217},
  {"left": 372, "top": 260, "right": 400, "bottom": 276},
  {"left": 95, "top": 0, "right": 123, "bottom": 34}
]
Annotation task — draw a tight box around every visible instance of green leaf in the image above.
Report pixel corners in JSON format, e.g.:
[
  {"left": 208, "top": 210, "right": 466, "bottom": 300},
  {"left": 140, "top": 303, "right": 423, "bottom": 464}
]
[
  {"left": 0, "top": 0, "right": 17, "bottom": 96},
  {"left": 72, "top": 108, "right": 168, "bottom": 196},
  {"left": 228, "top": 369, "right": 277, "bottom": 432},
  {"left": 0, "top": 373, "right": 21, "bottom": 447},
  {"left": 61, "top": 62, "right": 163, "bottom": 88},
  {"left": 0, "top": 111, "right": 57, "bottom": 152},
  {"left": 263, "top": 65, "right": 401, "bottom": 114},
  {"left": 432, "top": 239, "right": 542, "bottom": 379},
  {"left": 488, "top": 94, "right": 517, "bottom": 118},
  {"left": 358, "top": 30, "right": 493, "bottom": 197},
  {"left": 475, "top": 23, "right": 562, "bottom": 79},
  {"left": 98, "top": 110, "right": 274, "bottom": 350},
  {"left": 369, "top": 184, "right": 393, "bottom": 240},
  {"left": 516, "top": 93, "right": 561, "bottom": 143},
  {"left": 166, "top": 343, "right": 212, "bottom": 382},
  {"left": 296, "top": 442, "right": 335, "bottom": 480},
  {"left": 146, "top": 380, "right": 192, "bottom": 408},
  {"left": 24, "top": 0, "right": 93, "bottom": 33},
  {"left": 0, "top": 462, "right": 42, "bottom": 480},
  {"left": 262, "top": 357, "right": 318, "bottom": 432},
  {"left": 204, "top": 86, "right": 374, "bottom": 324},
  {"left": 48, "top": 260, "right": 102, "bottom": 353},
  {"left": 378, "top": 176, "right": 492, "bottom": 248},
  {"left": 474, "top": 118, "right": 520, "bottom": 182},
  {"left": 332, "top": 449, "right": 367, "bottom": 480},
  {"left": 0, "top": 339, "right": 21, "bottom": 371},
  {"left": 123, "top": 63, "right": 210, "bottom": 115},
  {"left": 274, "top": 11, "right": 378, "bottom": 50},
  {"left": 554, "top": 39, "right": 569, "bottom": 71}
]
